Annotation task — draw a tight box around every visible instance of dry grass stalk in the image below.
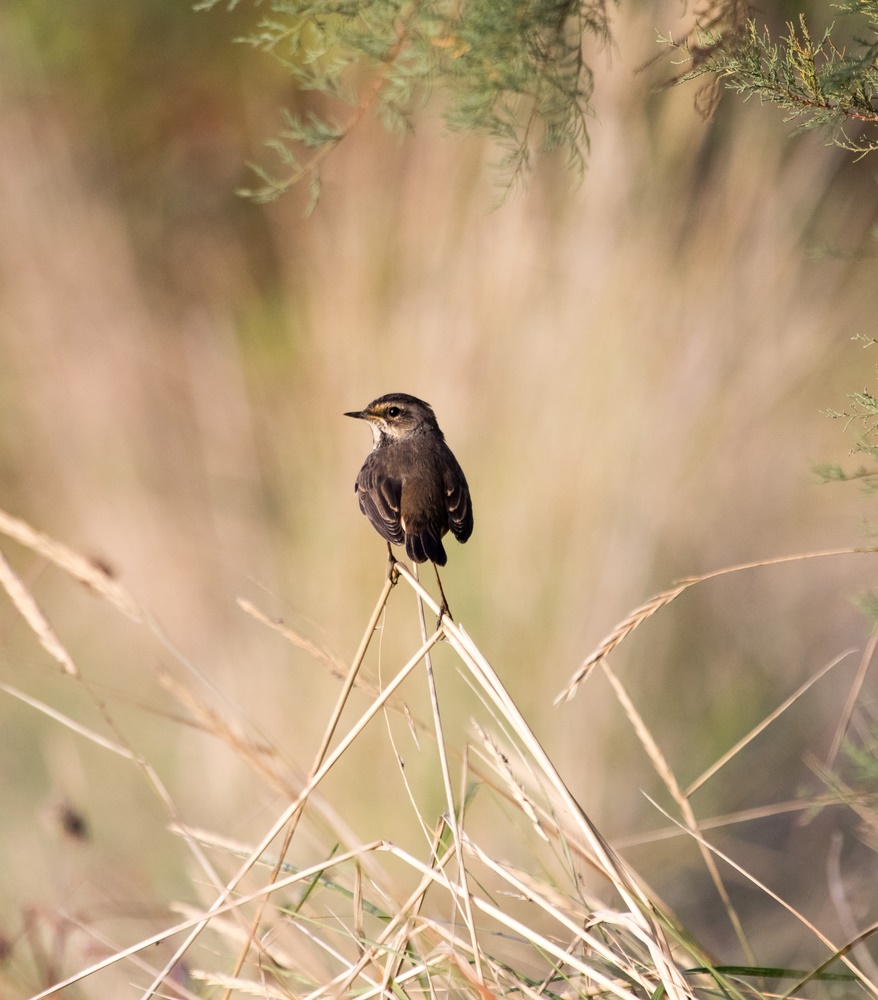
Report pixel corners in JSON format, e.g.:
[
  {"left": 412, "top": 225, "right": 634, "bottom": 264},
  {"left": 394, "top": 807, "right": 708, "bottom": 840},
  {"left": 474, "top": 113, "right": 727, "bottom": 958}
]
[
  {"left": 27, "top": 841, "right": 388, "bottom": 1000},
  {"left": 645, "top": 797, "right": 878, "bottom": 995},
  {"left": 556, "top": 548, "right": 875, "bottom": 704},
  {"left": 142, "top": 625, "right": 444, "bottom": 998},
  {"left": 0, "top": 548, "right": 79, "bottom": 676},
  {"left": 600, "top": 660, "right": 755, "bottom": 965},
  {"left": 220, "top": 574, "right": 398, "bottom": 999},
  {"left": 394, "top": 563, "right": 693, "bottom": 1000},
  {"left": 826, "top": 629, "right": 878, "bottom": 768},
  {"left": 0, "top": 507, "right": 143, "bottom": 622},
  {"left": 685, "top": 648, "right": 854, "bottom": 797},
  {"left": 9, "top": 511, "right": 873, "bottom": 999}
]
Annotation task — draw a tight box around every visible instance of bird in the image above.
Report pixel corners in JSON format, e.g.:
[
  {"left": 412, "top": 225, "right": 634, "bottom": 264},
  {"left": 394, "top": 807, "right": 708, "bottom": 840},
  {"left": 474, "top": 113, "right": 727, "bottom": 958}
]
[{"left": 345, "top": 393, "right": 473, "bottom": 615}]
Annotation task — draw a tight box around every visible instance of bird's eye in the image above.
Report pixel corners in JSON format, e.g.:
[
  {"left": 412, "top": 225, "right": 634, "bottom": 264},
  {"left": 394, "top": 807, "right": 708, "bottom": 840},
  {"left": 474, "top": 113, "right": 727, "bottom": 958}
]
[{"left": 387, "top": 406, "right": 401, "bottom": 418}]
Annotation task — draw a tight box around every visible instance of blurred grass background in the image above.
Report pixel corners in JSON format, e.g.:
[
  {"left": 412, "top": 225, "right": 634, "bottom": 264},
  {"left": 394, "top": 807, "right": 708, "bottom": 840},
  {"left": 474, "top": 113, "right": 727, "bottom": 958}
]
[{"left": 1, "top": 0, "right": 878, "bottom": 992}]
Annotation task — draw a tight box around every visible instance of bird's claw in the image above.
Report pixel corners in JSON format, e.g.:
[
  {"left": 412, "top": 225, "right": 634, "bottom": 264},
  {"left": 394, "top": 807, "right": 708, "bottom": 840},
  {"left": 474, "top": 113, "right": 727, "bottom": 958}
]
[
  {"left": 435, "top": 602, "right": 452, "bottom": 631},
  {"left": 386, "top": 552, "right": 400, "bottom": 585}
]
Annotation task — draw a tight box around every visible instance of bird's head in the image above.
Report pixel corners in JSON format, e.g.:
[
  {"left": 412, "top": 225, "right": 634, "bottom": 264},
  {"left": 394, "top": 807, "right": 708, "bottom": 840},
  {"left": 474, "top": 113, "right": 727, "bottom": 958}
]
[{"left": 344, "top": 393, "right": 442, "bottom": 446}]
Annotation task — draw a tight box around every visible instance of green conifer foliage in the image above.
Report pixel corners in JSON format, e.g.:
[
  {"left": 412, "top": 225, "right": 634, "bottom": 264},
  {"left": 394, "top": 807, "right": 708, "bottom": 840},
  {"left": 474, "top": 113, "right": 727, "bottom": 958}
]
[{"left": 200, "top": 0, "right": 611, "bottom": 203}]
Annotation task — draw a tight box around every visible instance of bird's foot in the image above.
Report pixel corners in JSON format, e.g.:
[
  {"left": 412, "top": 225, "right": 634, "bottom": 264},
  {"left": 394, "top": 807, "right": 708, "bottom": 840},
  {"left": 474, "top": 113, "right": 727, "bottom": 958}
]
[
  {"left": 435, "top": 602, "right": 453, "bottom": 631},
  {"left": 386, "top": 551, "right": 400, "bottom": 585}
]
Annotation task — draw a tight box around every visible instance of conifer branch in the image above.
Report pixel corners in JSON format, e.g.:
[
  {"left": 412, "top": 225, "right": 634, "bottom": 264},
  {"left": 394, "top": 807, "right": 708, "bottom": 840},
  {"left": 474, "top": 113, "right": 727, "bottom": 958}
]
[
  {"left": 202, "top": 0, "right": 611, "bottom": 203},
  {"left": 668, "top": 0, "right": 878, "bottom": 155}
]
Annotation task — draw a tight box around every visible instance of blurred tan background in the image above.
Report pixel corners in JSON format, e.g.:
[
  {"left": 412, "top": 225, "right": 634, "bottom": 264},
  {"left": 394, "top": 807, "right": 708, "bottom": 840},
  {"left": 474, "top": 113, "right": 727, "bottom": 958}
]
[{"left": 1, "top": 0, "right": 878, "bottom": 991}]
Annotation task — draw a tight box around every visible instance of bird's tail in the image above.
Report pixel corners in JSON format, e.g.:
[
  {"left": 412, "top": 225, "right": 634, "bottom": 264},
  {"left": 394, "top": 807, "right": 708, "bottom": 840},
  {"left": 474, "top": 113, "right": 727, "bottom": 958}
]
[{"left": 405, "top": 529, "right": 447, "bottom": 566}]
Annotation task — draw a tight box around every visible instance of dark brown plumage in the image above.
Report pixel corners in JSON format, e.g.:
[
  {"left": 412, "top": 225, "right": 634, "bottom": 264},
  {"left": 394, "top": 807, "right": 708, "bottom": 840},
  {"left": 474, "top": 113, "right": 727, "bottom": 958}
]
[{"left": 345, "top": 393, "right": 473, "bottom": 567}]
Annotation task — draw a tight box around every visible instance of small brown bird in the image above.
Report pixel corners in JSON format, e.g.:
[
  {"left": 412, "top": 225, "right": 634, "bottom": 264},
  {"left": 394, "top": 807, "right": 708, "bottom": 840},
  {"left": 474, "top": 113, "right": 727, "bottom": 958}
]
[{"left": 345, "top": 393, "right": 473, "bottom": 610}]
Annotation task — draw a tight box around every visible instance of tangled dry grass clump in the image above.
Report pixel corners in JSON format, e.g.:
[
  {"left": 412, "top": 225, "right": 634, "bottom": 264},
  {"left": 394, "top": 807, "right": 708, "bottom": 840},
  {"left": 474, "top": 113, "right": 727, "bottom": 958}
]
[{"left": 1, "top": 508, "right": 877, "bottom": 998}]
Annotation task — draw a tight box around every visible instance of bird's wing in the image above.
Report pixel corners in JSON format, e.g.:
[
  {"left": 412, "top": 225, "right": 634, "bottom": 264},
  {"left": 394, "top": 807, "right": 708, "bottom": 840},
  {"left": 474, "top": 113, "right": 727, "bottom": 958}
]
[
  {"left": 356, "top": 462, "right": 405, "bottom": 546},
  {"left": 443, "top": 451, "right": 473, "bottom": 543}
]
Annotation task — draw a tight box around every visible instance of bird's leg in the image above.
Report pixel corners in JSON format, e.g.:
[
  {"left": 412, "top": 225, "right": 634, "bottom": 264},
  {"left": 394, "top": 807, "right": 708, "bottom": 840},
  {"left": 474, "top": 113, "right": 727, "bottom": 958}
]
[
  {"left": 386, "top": 543, "right": 399, "bottom": 585},
  {"left": 433, "top": 563, "right": 452, "bottom": 622}
]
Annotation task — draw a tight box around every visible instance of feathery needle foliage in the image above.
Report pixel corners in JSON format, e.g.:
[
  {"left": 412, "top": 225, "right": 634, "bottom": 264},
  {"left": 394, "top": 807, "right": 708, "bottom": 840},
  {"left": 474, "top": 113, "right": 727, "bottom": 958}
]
[
  {"left": 668, "top": 0, "right": 878, "bottom": 155},
  {"left": 816, "top": 344, "right": 878, "bottom": 506},
  {"left": 199, "top": 0, "right": 611, "bottom": 203}
]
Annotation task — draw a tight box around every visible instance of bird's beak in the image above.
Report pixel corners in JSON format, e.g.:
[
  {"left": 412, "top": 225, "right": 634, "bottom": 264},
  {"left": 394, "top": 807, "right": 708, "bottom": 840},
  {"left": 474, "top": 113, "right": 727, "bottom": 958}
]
[{"left": 344, "top": 410, "right": 366, "bottom": 420}]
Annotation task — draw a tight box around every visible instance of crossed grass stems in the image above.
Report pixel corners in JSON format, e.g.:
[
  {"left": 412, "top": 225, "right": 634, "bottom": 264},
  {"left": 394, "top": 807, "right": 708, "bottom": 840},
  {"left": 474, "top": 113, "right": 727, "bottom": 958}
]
[{"left": 1, "top": 507, "right": 877, "bottom": 998}]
